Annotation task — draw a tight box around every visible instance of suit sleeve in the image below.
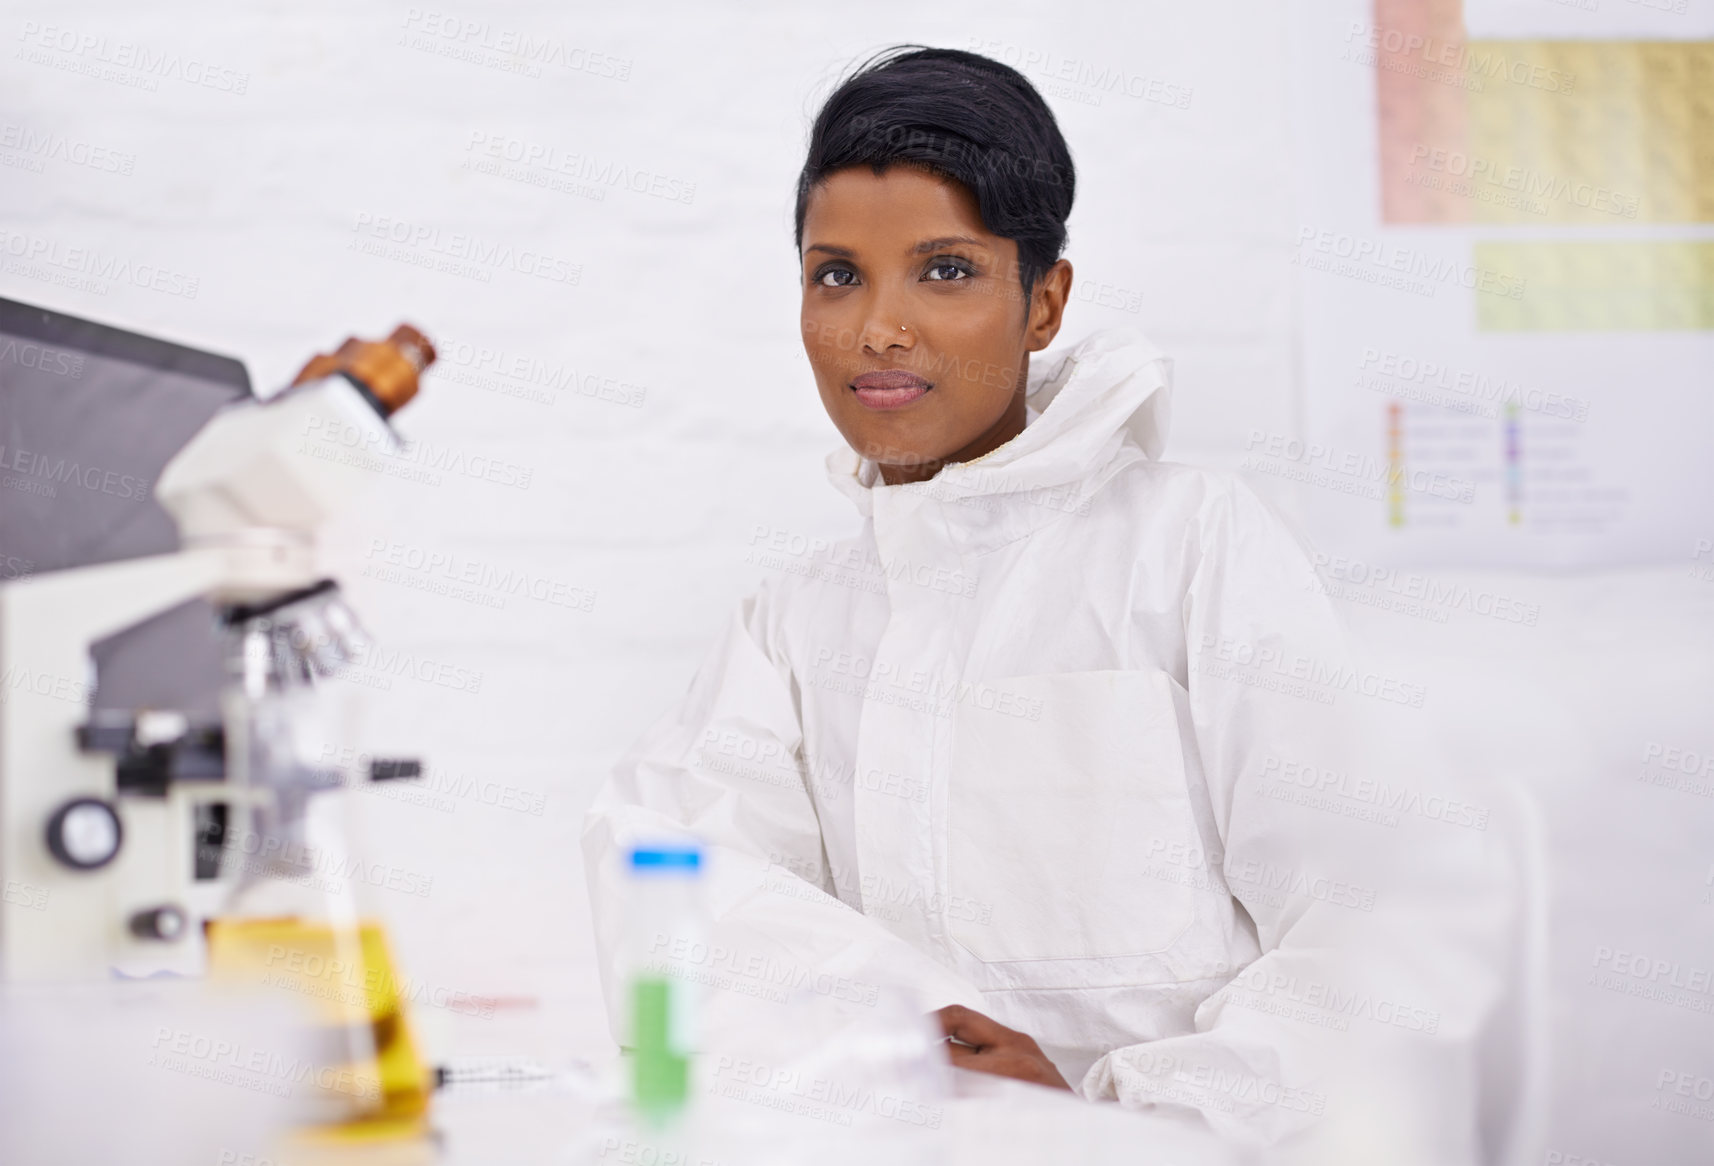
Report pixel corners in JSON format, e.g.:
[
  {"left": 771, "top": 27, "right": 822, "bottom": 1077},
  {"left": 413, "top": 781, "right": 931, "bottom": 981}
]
[
  {"left": 580, "top": 579, "right": 986, "bottom": 1049},
  {"left": 1081, "top": 478, "right": 1514, "bottom": 1158}
]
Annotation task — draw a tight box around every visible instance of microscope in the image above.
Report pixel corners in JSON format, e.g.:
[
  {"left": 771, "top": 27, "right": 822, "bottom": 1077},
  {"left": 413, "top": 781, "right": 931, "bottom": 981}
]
[{"left": 0, "top": 325, "right": 435, "bottom": 984}]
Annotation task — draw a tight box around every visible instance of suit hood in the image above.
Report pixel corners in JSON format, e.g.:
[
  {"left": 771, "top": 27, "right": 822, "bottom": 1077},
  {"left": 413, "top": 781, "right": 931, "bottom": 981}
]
[{"left": 825, "top": 327, "right": 1173, "bottom": 514}]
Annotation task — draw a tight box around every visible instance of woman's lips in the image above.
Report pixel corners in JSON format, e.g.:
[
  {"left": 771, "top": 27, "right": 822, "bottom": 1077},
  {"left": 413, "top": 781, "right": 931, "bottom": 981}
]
[{"left": 851, "top": 370, "right": 931, "bottom": 409}]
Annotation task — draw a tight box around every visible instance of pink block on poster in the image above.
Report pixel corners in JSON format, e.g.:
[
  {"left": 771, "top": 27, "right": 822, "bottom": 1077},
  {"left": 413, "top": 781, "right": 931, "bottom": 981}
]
[{"left": 1373, "top": 0, "right": 1471, "bottom": 223}]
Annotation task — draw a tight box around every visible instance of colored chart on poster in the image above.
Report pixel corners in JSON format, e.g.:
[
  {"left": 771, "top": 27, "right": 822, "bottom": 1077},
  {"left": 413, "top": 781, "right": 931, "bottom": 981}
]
[
  {"left": 1289, "top": 0, "right": 1714, "bottom": 567},
  {"left": 1376, "top": 9, "right": 1714, "bottom": 226}
]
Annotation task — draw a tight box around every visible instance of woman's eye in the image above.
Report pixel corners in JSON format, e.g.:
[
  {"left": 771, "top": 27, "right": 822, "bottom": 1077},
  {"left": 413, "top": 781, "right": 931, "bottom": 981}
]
[
  {"left": 816, "top": 267, "right": 858, "bottom": 287},
  {"left": 925, "top": 261, "right": 972, "bottom": 282}
]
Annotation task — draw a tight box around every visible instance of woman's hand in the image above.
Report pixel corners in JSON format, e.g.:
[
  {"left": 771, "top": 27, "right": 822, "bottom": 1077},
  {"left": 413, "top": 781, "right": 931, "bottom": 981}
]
[{"left": 934, "top": 1004, "right": 1073, "bottom": 1092}]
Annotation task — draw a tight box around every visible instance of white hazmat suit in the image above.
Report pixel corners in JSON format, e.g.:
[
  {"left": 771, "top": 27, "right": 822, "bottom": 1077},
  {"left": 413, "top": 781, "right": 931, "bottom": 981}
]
[{"left": 583, "top": 328, "right": 1512, "bottom": 1158}]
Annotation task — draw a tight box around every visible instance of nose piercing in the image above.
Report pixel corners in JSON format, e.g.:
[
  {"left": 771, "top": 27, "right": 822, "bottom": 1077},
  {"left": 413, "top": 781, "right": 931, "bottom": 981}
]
[{"left": 900, "top": 324, "right": 907, "bottom": 332}]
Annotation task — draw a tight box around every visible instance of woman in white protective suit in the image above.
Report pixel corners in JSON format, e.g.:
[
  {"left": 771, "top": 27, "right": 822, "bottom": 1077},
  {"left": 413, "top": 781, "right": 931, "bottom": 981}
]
[{"left": 584, "top": 45, "right": 1510, "bottom": 1155}]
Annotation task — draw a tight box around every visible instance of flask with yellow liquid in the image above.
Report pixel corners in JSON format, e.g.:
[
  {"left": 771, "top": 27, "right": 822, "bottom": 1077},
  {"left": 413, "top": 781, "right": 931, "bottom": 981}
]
[{"left": 197, "top": 322, "right": 440, "bottom": 1152}]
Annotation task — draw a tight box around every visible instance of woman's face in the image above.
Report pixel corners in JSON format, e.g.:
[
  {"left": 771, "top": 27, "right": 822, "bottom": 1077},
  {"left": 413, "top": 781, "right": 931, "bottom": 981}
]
[{"left": 799, "top": 165, "right": 1071, "bottom": 485}]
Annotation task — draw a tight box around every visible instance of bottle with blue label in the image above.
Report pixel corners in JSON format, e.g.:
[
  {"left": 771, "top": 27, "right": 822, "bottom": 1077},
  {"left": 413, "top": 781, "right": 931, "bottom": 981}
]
[{"left": 623, "top": 841, "right": 704, "bottom": 1125}]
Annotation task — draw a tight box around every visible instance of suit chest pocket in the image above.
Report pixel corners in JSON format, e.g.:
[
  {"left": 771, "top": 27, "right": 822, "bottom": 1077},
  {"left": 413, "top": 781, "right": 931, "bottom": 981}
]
[{"left": 946, "top": 669, "right": 1198, "bottom": 964}]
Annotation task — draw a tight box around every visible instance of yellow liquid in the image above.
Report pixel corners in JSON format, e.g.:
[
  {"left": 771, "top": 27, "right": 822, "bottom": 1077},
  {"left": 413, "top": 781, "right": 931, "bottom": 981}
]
[{"left": 205, "top": 916, "right": 433, "bottom": 1143}]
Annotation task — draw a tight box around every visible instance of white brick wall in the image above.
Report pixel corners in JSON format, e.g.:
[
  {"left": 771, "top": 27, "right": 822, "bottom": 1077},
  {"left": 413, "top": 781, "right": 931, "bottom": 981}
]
[{"left": 3, "top": 1, "right": 1305, "bottom": 1059}]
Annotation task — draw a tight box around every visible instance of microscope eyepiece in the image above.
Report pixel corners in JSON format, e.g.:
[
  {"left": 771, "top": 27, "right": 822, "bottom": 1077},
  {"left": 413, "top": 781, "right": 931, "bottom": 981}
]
[{"left": 289, "top": 322, "right": 436, "bottom": 416}]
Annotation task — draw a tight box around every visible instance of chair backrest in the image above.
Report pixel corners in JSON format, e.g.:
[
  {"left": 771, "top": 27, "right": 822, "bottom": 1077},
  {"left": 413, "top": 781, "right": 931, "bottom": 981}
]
[{"left": 1474, "top": 776, "right": 1551, "bottom": 1166}]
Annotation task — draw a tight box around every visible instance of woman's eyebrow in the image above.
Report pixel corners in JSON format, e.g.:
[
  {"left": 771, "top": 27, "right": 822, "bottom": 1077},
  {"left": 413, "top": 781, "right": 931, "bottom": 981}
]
[
  {"left": 913, "top": 235, "right": 984, "bottom": 253},
  {"left": 804, "top": 236, "right": 985, "bottom": 259}
]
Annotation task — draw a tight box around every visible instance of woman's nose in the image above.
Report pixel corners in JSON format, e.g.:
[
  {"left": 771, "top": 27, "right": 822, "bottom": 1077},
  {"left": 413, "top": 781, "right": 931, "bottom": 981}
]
[{"left": 859, "top": 316, "right": 913, "bottom": 356}]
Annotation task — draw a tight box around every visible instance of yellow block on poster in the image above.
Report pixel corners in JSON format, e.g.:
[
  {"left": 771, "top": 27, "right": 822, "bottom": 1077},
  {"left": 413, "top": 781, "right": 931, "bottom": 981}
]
[
  {"left": 1460, "top": 41, "right": 1714, "bottom": 225},
  {"left": 1474, "top": 241, "right": 1714, "bottom": 330}
]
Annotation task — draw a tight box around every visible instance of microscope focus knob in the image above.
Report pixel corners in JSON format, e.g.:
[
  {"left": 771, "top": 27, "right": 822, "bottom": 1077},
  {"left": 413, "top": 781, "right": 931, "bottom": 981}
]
[
  {"left": 369, "top": 758, "right": 422, "bottom": 782},
  {"left": 129, "top": 905, "right": 188, "bottom": 942},
  {"left": 44, "top": 797, "right": 123, "bottom": 871}
]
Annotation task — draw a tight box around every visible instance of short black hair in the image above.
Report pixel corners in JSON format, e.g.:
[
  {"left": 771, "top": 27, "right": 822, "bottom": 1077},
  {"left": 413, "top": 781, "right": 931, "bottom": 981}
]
[{"left": 794, "top": 45, "right": 1076, "bottom": 305}]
